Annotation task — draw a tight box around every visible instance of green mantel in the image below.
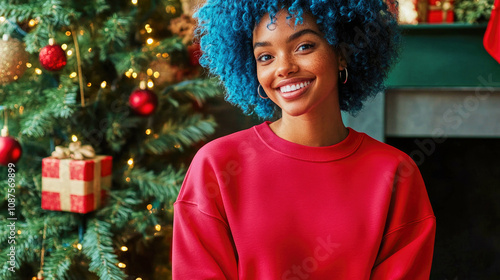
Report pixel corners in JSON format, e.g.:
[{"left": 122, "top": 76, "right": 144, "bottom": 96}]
[{"left": 386, "top": 24, "right": 500, "bottom": 88}]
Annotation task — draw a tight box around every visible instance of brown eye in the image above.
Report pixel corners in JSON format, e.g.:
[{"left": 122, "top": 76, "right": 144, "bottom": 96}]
[
  {"left": 297, "top": 43, "right": 315, "bottom": 51},
  {"left": 257, "top": 54, "right": 273, "bottom": 62}
]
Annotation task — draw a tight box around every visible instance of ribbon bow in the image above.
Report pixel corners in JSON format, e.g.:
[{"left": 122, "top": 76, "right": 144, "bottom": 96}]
[{"left": 51, "top": 141, "right": 96, "bottom": 160}]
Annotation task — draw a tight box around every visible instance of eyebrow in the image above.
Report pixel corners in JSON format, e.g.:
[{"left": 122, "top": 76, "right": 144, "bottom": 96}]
[{"left": 253, "top": 29, "right": 321, "bottom": 50}]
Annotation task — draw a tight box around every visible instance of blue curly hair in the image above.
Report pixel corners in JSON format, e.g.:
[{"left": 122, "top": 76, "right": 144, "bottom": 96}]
[{"left": 194, "top": 0, "right": 401, "bottom": 119}]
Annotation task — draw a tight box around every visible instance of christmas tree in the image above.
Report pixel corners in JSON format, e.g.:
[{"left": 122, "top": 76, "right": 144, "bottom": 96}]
[{"left": 0, "top": 0, "right": 220, "bottom": 279}]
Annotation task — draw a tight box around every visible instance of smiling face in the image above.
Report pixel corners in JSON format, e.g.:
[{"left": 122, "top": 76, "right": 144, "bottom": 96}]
[{"left": 253, "top": 11, "right": 346, "bottom": 119}]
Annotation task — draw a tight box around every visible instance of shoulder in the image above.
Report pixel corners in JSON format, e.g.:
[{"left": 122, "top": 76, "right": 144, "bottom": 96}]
[
  {"left": 190, "top": 125, "right": 258, "bottom": 164},
  {"left": 355, "top": 130, "right": 416, "bottom": 168}
]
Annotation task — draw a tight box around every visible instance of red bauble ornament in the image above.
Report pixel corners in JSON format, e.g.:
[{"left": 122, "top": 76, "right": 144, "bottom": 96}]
[
  {"left": 0, "top": 135, "right": 22, "bottom": 166},
  {"left": 129, "top": 89, "right": 158, "bottom": 116},
  {"left": 187, "top": 43, "right": 201, "bottom": 66},
  {"left": 39, "top": 41, "right": 67, "bottom": 71}
]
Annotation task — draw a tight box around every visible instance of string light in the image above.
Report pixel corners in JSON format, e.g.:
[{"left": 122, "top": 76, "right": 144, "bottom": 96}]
[
  {"left": 146, "top": 38, "right": 154, "bottom": 45},
  {"left": 65, "top": 31, "right": 71, "bottom": 36},
  {"left": 127, "top": 158, "right": 134, "bottom": 166},
  {"left": 0, "top": 17, "right": 5, "bottom": 22},
  {"left": 35, "top": 68, "right": 42, "bottom": 75},
  {"left": 174, "top": 144, "right": 181, "bottom": 149},
  {"left": 80, "top": 30, "right": 84, "bottom": 35},
  {"left": 61, "top": 44, "right": 68, "bottom": 50},
  {"left": 145, "top": 24, "right": 152, "bottom": 33},
  {"left": 118, "top": 262, "right": 127, "bottom": 268},
  {"left": 145, "top": 129, "right": 152, "bottom": 135},
  {"left": 153, "top": 71, "right": 160, "bottom": 78},
  {"left": 125, "top": 177, "right": 131, "bottom": 182},
  {"left": 19, "top": 106, "right": 24, "bottom": 114},
  {"left": 132, "top": 72, "right": 138, "bottom": 79},
  {"left": 131, "top": 0, "right": 138, "bottom": 4},
  {"left": 162, "top": 53, "right": 169, "bottom": 58},
  {"left": 88, "top": 48, "right": 92, "bottom": 53},
  {"left": 77, "top": 243, "right": 82, "bottom": 250},
  {"left": 155, "top": 224, "right": 161, "bottom": 231},
  {"left": 100, "top": 81, "right": 107, "bottom": 88},
  {"left": 87, "top": 82, "right": 92, "bottom": 87},
  {"left": 136, "top": 278, "right": 143, "bottom": 280},
  {"left": 28, "top": 19, "right": 37, "bottom": 27},
  {"left": 120, "top": 246, "right": 128, "bottom": 252},
  {"left": 147, "top": 68, "right": 153, "bottom": 76},
  {"left": 165, "top": 5, "right": 176, "bottom": 14},
  {"left": 67, "top": 50, "right": 73, "bottom": 56},
  {"left": 147, "top": 79, "right": 154, "bottom": 88},
  {"left": 146, "top": 204, "right": 153, "bottom": 210},
  {"left": 72, "top": 135, "right": 78, "bottom": 142},
  {"left": 69, "top": 72, "right": 77, "bottom": 78},
  {"left": 17, "top": 230, "right": 21, "bottom": 234},
  {"left": 26, "top": 62, "right": 32, "bottom": 68}
]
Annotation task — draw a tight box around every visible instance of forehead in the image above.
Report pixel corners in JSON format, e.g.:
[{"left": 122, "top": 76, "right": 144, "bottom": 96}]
[{"left": 252, "top": 11, "right": 319, "bottom": 40}]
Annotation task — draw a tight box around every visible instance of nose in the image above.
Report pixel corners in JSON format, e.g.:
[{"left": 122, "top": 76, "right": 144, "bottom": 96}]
[{"left": 275, "top": 55, "right": 298, "bottom": 77}]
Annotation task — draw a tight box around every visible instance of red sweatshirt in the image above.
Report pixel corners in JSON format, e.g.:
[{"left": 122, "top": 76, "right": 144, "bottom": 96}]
[{"left": 173, "top": 122, "right": 436, "bottom": 279}]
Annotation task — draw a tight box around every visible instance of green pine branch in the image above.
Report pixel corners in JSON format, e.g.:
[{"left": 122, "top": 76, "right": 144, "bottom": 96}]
[
  {"left": 82, "top": 220, "right": 127, "bottom": 280},
  {"left": 144, "top": 114, "right": 216, "bottom": 153}
]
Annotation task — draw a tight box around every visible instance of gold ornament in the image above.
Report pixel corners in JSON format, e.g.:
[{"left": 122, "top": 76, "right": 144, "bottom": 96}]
[
  {"left": 0, "top": 35, "right": 29, "bottom": 85},
  {"left": 149, "top": 60, "right": 180, "bottom": 85},
  {"left": 180, "top": 0, "right": 205, "bottom": 16},
  {"left": 169, "top": 14, "right": 196, "bottom": 45}
]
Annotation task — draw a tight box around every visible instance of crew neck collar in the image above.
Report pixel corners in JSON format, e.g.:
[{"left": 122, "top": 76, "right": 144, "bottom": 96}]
[{"left": 253, "top": 121, "right": 364, "bottom": 162}]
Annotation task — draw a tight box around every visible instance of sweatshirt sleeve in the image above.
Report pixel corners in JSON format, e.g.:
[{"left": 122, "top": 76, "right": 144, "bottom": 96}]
[
  {"left": 172, "top": 148, "right": 239, "bottom": 280},
  {"left": 370, "top": 155, "right": 437, "bottom": 280}
]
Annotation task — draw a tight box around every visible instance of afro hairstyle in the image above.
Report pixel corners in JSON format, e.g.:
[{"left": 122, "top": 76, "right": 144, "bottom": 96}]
[{"left": 194, "top": 0, "right": 401, "bottom": 119}]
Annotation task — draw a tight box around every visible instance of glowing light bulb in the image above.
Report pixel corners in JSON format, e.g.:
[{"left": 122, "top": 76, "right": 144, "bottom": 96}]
[
  {"left": 67, "top": 50, "right": 73, "bottom": 56},
  {"left": 146, "top": 38, "right": 154, "bottom": 45},
  {"left": 61, "top": 44, "right": 68, "bottom": 50},
  {"left": 131, "top": 0, "right": 138, "bottom": 4},
  {"left": 65, "top": 31, "right": 71, "bottom": 36},
  {"left": 121, "top": 246, "right": 128, "bottom": 252},
  {"left": 77, "top": 243, "right": 82, "bottom": 250},
  {"left": 69, "top": 72, "right": 77, "bottom": 78},
  {"left": 72, "top": 135, "right": 78, "bottom": 142},
  {"left": 127, "top": 158, "right": 134, "bottom": 166},
  {"left": 118, "top": 262, "right": 126, "bottom": 268},
  {"left": 147, "top": 204, "right": 153, "bottom": 210},
  {"left": 100, "top": 81, "right": 107, "bottom": 88},
  {"left": 155, "top": 224, "right": 161, "bottom": 231},
  {"left": 35, "top": 68, "right": 42, "bottom": 75},
  {"left": 145, "top": 129, "right": 152, "bottom": 135}
]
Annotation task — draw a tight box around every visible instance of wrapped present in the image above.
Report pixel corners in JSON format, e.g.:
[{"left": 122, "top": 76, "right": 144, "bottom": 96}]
[
  {"left": 41, "top": 142, "right": 112, "bottom": 213},
  {"left": 418, "top": 0, "right": 455, "bottom": 23}
]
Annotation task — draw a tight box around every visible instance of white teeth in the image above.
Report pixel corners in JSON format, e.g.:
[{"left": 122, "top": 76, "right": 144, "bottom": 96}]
[{"left": 280, "top": 81, "right": 311, "bottom": 93}]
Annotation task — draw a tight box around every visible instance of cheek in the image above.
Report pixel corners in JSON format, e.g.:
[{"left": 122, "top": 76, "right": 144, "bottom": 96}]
[{"left": 256, "top": 66, "right": 273, "bottom": 87}]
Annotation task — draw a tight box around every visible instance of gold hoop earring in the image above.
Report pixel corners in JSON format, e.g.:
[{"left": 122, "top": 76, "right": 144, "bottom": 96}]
[
  {"left": 339, "top": 68, "right": 348, "bottom": 84},
  {"left": 257, "top": 84, "right": 269, "bottom": 99}
]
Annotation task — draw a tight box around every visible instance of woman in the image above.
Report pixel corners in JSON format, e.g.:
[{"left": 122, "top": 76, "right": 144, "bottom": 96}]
[{"left": 173, "top": 1, "right": 436, "bottom": 279}]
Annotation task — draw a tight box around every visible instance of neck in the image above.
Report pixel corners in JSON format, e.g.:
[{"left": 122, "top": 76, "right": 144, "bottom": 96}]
[{"left": 269, "top": 110, "right": 348, "bottom": 147}]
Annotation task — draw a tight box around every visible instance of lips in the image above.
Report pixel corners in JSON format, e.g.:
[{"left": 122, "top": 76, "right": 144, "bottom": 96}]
[{"left": 275, "top": 79, "right": 314, "bottom": 100}]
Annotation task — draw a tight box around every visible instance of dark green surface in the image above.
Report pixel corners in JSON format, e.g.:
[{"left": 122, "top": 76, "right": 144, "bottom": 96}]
[{"left": 387, "top": 24, "right": 500, "bottom": 88}]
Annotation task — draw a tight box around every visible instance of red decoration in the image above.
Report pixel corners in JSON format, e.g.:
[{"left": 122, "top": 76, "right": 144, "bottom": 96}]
[
  {"left": 39, "top": 42, "right": 67, "bottom": 71},
  {"left": 187, "top": 43, "right": 201, "bottom": 66},
  {"left": 0, "top": 135, "right": 22, "bottom": 166},
  {"left": 426, "top": 0, "right": 454, "bottom": 23},
  {"left": 41, "top": 156, "right": 112, "bottom": 213},
  {"left": 129, "top": 89, "right": 158, "bottom": 116},
  {"left": 484, "top": 0, "right": 500, "bottom": 63}
]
